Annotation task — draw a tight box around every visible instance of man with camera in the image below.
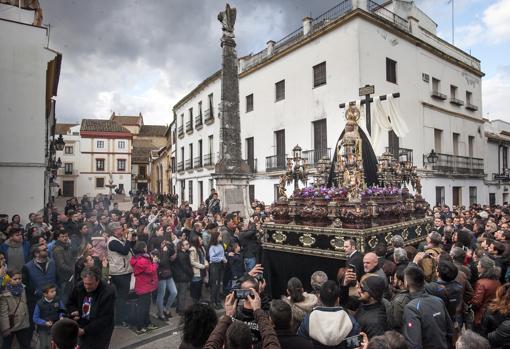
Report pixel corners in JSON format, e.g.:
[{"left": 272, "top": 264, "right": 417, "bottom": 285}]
[{"left": 106, "top": 221, "right": 135, "bottom": 327}]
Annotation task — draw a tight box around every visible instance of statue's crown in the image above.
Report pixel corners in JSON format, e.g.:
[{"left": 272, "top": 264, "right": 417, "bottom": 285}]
[{"left": 345, "top": 104, "right": 361, "bottom": 123}]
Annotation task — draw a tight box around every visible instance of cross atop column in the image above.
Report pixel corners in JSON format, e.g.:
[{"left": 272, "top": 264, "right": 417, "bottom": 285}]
[{"left": 339, "top": 85, "right": 400, "bottom": 135}]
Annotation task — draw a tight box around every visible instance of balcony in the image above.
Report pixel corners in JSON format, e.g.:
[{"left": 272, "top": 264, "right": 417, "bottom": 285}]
[
  {"left": 194, "top": 156, "right": 203, "bottom": 168},
  {"left": 204, "top": 109, "right": 214, "bottom": 125},
  {"left": 466, "top": 103, "right": 478, "bottom": 111},
  {"left": 431, "top": 91, "right": 447, "bottom": 100},
  {"left": 195, "top": 114, "right": 203, "bottom": 129},
  {"left": 302, "top": 148, "right": 331, "bottom": 166},
  {"left": 60, "top": 169, "right": 78, "bottom": 176},
  {"left": 244, "top": 158, "right": 257, "bottom": 173},
  {"left": 203, "top": 153, "right": 215, "bottom": 167},
  {"left": 385, "top": 147, "right": 413, "bottom": 163},
  {"left": 423, "top": 153, "right": 484, "bottom": 175},
  {"left": 185, "top": 121, "right": 193, "bottom": 134},
  {"left": 185, "top": 159, "right": 193, "bottom": 170},
  {"left": 266, "top": 154, "right": 287, "bottom": 172},
  {"left": 178, "top": 125, "right": 184, "bottom": 138},
  {"left": 177, "top": 161, "right": 184, "bottom": 172},
  {"left": 450, "top": 97, "right": 464, "bottom": 106}
]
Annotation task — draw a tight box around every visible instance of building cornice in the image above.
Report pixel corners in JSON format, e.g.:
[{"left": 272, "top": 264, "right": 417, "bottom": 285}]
[
  {"left": 80, "top": 131, "right": 132, "bottom": 139},
  {"left": 173, "top": 70, "right": 221, "bottom": 111},
  {"left": 239, "top": 9, "right": 483, "bottom": 78},
  {"left": 422, "top": 102, "right": 484, "bottom": 124}
]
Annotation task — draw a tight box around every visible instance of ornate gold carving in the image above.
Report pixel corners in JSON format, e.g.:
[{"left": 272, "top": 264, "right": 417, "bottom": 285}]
[
  {"left": 273, "top": 231, "right": 287, "bottom": 244},
  {"left": 330, "top": 237, "right": 345, "bottom": 251},
  {"left": 368, "top": 236, "right": 378, "bottom": 249},
  {"left": 385, "top": 232, "right": 393, "bottom": 244},
  {"left": 402, "top": 228, "right": 409, "bottom": 240},
  {"left": 299, "top": 233, "right": 316, "bottom": 247},
  {"left": 416, "top": 225, "right": 423, "bottom": 236}
]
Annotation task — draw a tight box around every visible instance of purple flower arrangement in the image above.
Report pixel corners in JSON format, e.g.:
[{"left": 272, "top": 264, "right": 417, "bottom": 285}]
[
  {"left": 361, "top": 185, "right": 402, "bottom": 198},
  {"left": 294, "top": 186, "right": 348, "bottom": 200}
]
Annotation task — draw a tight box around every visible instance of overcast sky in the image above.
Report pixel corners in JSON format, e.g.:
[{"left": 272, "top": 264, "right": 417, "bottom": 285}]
[{"left": 38, "top": 0, "right": 510, "bottom": 125}]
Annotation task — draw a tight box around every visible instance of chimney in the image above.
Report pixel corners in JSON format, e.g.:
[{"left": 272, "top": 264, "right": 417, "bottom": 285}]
[
  {"left": 303, "top": 17, "right": 312, "bottom": 36},
  {"left": 266, "top": 40, "right": 275, "bottom": 56},
  {"left": 407, "top": 16, "right": 419, "bottom": 35}
]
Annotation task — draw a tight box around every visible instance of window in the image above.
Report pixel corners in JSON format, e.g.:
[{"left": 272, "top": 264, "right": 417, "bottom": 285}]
[
  {"left": 249, "top": 185, "right": 255, "bottom": 204},
  {"left": 503, "top": 146, "right": 508, "bottom": 171},
  {"left": 96, "top": 140, "right": 104, "bottom": 149},
  {"left": 171, "top": 157, "right": 176, "bottom": 172},
  {"left": 139, "top": 165, "right": 146, "bottom": 178},
  {"left": 189, "top": 143, "right": 193, "bottom": 169},
  {"left": 96, "top": 178, "right": 105, "bottom": 188},
  {"left": 189, "top": 107, "right": 193, "bottom": 122},
  {"left": 96, "top": 159, "right": 105, "bottom": 171},
  {"left": 466, "top": 91, "right": 472, "bottom": 105},
  {"left": 432, "top": 78, "right": 440, "bottom": 92},
  {"left": 64, "top": 146, "right": 73, "bottom": 154},
  {"left": 208, "top": 93, "right": 214, "bottom": 116},
  {"left": 180, "top": 181, "right": 185, "bottom": 202},
  {"left": 246, "top": 94, "right": 254, "bottom": 112},
  {"left": 434, "top": 129, "right": 443, "bottom": 153},
  {"left": 453, "top": 133, "right": 460, "bottom": 156},
  {"left": 180, "top": 114, "right": 184, "bottom": 127},
  {"left": 450, "top": 85, "right": 457, "bottom": 99},
  {"left": 386, "top": 58, "right": 397, "bottom": 83},
  {"left": 118, "top": 141, "right": 125, "bottom": 149},
  {"left": 313, "top": 62, "right": 326, "bottom": 87},
  {"left": 489, "top": 193, "right": 496, "bottom": 206},
  {"left": 275, "top": 80, "right": 285, "bottom": 101},
  {"left": 453, "top": 187, "right": 462, "bottom": 206},
  {"left": 469, "top": 187, "right": 477, "bottom": 206},
  {"left": 64, "top": 163, "right": 73, "bottom": 175},
  {"left": 198, "top": 181, "right": 204, "bottom": 204},
  {"left": 117, "top": 159, "right": 126, "bottom": 171},
  {"left": 209, "top": 179, "right": 214, "bottom": 192},
  {"left": 468, "top": 136, "right": 474, "bottom": 157},
  {"left": 435, "top": 186, "right": 445, "bottom": 206},
  {"left": 188, "top": 180, "right": 193, "bottom": 204}
]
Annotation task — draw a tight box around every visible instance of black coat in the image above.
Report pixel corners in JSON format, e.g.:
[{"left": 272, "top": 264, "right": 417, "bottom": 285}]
[
  {"left": 482, "top": 310, "right": 510, "bottom": 349},
  {"left": 276, "top": 329, "right": 314, "bottom": 349},
  {"left": 66, "top": 280, "right": 115, "bottom": 349},
  {"left": 355, "top": 302, "right": 388, "bottom": 339},
  {"left": 172, "top": 250, "right": 193, "bottom": 282},
  {"left": 347, "top": 250, "right": 364, "bottom": 280},
  {"left": 239, "top": 226, "right": 260, "bottom": 259}
]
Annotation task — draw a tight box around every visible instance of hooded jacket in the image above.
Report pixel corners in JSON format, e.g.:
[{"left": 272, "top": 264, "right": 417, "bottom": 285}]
[
  {"left": 130, "top": 254, "right": 158, "bottom": 295},
  {"left": 298, "top": 306, "right": 360, "bottom": 348}
]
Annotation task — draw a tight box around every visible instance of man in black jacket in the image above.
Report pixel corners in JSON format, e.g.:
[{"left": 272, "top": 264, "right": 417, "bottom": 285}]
[
  {"left": 343, "top": 239, "right": 364, "bottom": 280},
  {"left": 172, "top": 240, "right": 193, "bottom": 315},
  {"left": 67, "top": 267, "right": 115, "bottom": 349},
  {"left": 355, "top": 275, "right": 388, "bottom": 339},
  {"left": 239, "top": 222, "right": 260, "bottom": 272},
  {"left": 403, "top": 266, "right": 453, "bottom": 349},
  {"left": 269, "top": 300, "right": 313, "bottom": 349}
]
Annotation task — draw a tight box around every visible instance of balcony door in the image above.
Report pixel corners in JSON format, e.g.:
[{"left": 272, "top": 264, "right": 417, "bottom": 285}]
[
  {"left": 313, "top": 119, "right": 327, "bottom": 162},
  {"left": 452, "top": 187, "right": 462, "bottom": 207},
  {"left": 246, "top": 137, "right": 254, "bottom": 171},
  {"left": 275, "top": 130, "right": 285, "bottom": 167}
]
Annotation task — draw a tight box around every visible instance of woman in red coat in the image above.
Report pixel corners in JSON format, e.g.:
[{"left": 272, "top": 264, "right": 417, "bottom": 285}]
[
  {"left": 472, "top": 256, "right": 501, "bottom": 329},
  {"left": 130, "top": 241, "right": 159, "bottom": 334}
]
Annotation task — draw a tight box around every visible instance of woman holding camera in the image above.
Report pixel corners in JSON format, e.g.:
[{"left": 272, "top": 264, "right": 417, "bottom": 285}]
[{"left": 130, "top": 241, "right": 159, "bottom": 334}]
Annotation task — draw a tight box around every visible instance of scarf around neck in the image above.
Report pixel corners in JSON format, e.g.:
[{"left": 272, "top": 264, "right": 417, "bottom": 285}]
[{"left": 7, "top": 283, "right": 24, "bottom": 297}]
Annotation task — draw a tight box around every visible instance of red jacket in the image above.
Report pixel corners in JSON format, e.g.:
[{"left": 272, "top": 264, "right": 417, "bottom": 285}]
[{"left": 130, "top": 254, "right": 158, "bottom": 295}]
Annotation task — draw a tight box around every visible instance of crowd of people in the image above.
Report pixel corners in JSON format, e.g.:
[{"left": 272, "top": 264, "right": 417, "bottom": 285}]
[{"left": 0, "top": 190, "right": 509, "bottom": 349}]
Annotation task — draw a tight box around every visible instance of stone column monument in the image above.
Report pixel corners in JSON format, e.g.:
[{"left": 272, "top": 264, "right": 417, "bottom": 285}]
[{"left": 212, "top": 3, "right": 253, "bottom": 218}]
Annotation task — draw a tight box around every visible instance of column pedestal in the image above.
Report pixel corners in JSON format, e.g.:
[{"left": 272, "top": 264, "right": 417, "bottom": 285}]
[{"left": 212, "top": 172, "right": 253, "bottom": 218}]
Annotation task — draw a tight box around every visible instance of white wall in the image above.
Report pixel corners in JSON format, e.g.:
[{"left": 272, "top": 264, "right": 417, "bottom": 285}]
[{"left": 0, "top": 18, "right": 57, "bottom": 218}]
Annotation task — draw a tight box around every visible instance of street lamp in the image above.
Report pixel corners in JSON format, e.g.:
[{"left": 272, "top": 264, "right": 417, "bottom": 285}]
[
  {"left": 426, "top": 149, "right": 439, "bottom": 164},
  {"left": 292, "top": 145, "right": 302, "bottom": 160},
  {"left": 54, "top": 134, "right": 65, "bottom": 151}
]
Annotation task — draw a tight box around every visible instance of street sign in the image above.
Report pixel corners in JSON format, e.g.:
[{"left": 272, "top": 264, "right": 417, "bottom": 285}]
[{"left": 359, "top": 85, "right": 375, "bottom": 96}]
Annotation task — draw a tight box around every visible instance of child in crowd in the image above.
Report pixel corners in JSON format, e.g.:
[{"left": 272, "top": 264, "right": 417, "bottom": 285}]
[
  {"left": 0, "top": 270, "right": 31, "bottom": 349},
  {"left": 227, "top": 242, "right": 245, "bottom": 290},
  {"left": 33, "top": 283, "right": 65, "bottom": 349}
]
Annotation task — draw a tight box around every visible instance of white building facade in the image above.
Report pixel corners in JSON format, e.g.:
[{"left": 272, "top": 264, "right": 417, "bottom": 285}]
[
  {"left": 0, "top": 5, "right": 61, "bottom": 219},
  {"left": 173, "top": 0, "right": 487, "bottom": 209},
  {"left": 55, "top": 120, "right": 133, "bottom": 198}
]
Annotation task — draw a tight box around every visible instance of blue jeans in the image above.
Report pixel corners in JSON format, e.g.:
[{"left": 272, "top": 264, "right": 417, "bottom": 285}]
[
  {"left": 244, "top": 257, "right": 256, "bottom": 273},
  {"left": 156, "top": 278, "right": 178, "bottom": 316}
]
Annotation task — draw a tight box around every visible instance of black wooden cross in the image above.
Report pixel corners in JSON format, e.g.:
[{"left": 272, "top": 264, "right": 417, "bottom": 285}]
[{"left": 339, "top": 84, "right": 400, "bottom": 136}]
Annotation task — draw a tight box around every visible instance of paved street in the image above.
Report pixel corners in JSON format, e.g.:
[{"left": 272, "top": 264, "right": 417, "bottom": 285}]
[{"left": 133, "top": 330, "right": 182, "bottom": 349}]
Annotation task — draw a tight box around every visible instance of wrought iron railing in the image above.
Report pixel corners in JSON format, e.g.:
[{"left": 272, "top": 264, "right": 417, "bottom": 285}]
[
  {"left": 204, "top": 109, "right": 214, "bottom": 124},
  {"left": 194, "top": 156, "right": 203, "bottom": 168},
  {"left": 195, "top": 114, "right": 203, "bottom": 127},
  {"left": 203, "top": 153, "right": 214, "bottom": 166},
  {"left": 423, "top": 153, "right": 484, "bottom": 175},
  {"left": 266, "top": 154, "right": 288, "bottom": 172},
  {"left": 302, "top": 148, "right": 331, "bottom": 166},
  {"left": 310, "top": 1, "right": 353, "bottom": 33},
  {"left": 178, "top": 125, "right": 184, "bottom": 137},
  {"left": 177, "top": 161, "right": 184, "bottom": 172},
  {"left": 385, "top": 147, "right": 413, "bottom": 163},
  {"left": 493, "top": 173, "right": 510, "bottom": 181},
  {"left": 185, "top": 121, "right": 193, "bottom": 132},
  {"left": 367, "top": 0, "right": 409, "bottom": 32},
  {"left": 185, "top": 159, "right": 193, "bottom": 170}
]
